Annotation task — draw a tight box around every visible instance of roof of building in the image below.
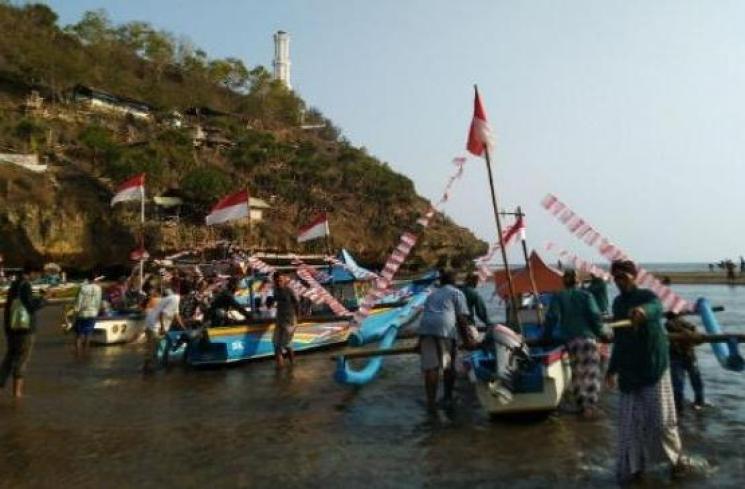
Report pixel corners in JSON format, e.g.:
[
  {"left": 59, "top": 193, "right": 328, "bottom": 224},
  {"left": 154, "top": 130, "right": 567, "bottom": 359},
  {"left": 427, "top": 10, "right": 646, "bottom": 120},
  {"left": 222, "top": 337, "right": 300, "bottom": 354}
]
[{"left": 71, "top": 84, "right": 155, "bottom": 111}]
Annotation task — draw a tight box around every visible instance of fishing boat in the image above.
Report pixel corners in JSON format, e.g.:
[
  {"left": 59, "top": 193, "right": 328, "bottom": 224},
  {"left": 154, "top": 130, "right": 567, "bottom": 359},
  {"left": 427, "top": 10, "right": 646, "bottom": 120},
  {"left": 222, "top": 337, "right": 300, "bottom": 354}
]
[
  {"left": 463, "top": 323, "right": 571, "bottom": 417},
  {"left": 165, "top": 290, "right": 429, "bottom": 366},
  {"left": 61, "top": 306, "right": 146, "bottom": 345}
]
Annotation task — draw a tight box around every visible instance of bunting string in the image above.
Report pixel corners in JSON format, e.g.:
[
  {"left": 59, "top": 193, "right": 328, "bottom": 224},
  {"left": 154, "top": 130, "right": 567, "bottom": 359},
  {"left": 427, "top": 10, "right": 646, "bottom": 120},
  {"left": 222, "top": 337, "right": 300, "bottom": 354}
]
[
  {"left": 473, "top": 216, "right": 525, "bottom": 284},
  {"left": 544, "top": 242, "right": 611, "bottom": 281},
  {"left": 352, "top": 157, "right": 468, "bottom": 326},
  {"left": 296, "top": 265, "right": 351, "bottom": 316},
  {"left": 541, "top": 194, "right": 690, "bottom": 313}
]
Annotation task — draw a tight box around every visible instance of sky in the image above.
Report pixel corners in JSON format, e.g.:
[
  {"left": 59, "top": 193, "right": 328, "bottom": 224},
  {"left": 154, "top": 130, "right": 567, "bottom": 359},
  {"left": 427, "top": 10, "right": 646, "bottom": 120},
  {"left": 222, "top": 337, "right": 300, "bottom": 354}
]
[{"left": 43, "top": 0, "right": 745, "bottom": 262}]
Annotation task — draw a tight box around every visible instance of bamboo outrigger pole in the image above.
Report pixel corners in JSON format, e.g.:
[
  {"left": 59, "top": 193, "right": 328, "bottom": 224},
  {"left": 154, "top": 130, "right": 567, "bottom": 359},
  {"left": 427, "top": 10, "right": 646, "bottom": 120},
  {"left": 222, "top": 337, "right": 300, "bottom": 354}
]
[{"left": 475, "top": 85, "right": 521, "bottom": 330}]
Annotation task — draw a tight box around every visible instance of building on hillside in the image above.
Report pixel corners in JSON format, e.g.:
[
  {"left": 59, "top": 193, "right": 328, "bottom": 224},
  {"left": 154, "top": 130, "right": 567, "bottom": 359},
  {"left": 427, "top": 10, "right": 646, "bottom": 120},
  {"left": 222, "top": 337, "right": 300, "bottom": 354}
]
[
  {"left": 248, "top": 197, "right": 270, "bottom": 222},
  {"left": 273, "top": 31, "right": 291, "bottom": 90},
  {"left": 191, "top": 125, "right": 233, "bottom": 149},
  {"left": 71, "top": 85, "right": 154, "bottom": 120}
]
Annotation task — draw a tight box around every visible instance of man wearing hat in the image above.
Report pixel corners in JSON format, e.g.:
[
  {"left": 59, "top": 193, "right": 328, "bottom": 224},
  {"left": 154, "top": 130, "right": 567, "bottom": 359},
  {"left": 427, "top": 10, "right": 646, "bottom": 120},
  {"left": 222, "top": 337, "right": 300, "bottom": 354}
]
[{"left": 606, "top": 260, "right": 692, "bottom": 482}]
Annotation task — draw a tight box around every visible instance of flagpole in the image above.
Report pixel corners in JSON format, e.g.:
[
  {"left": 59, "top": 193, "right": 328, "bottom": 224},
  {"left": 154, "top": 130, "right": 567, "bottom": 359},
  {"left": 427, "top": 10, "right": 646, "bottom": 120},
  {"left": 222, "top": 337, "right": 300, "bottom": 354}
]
[
  {"left": 476, "top": 85, "right": 521, "bottom": 330},
  {"left": 516, "top": 206, "right": 543, "bottom": 324},
  {"left": 139, "top": 185, "right": 145, "bottom": 293}
]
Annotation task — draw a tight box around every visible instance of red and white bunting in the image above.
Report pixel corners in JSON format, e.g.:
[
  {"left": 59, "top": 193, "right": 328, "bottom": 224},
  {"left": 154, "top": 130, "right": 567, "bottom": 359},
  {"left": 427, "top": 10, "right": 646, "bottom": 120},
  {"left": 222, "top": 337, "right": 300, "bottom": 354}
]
[
  {"left": 351, "top": 157, "right": 468, "bottom": 326},
  {"left": 246, "top": 256, "right": 329, "bottom": 308},
  {"left": 296, "top": 265, "right": 350, "bottom": 316},
  {"left": 472, "top": 216, "right": 527, "bottom": 285},
  {"left": 544, "top": 242, "right": 611, "bottom": 281},
  {"left": 541, "top": 193, "right": 690, "bottom": 313}
]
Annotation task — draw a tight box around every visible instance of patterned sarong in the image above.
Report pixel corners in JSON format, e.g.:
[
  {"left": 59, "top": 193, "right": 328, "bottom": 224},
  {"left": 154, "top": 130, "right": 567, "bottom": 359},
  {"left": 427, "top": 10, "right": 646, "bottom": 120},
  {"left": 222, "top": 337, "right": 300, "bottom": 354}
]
[
  {"left": 567, "top": 337, "right": 601, "bottom": 411},
  {"left": 616, "top": 370, "right": 682, "bottom": 483}
]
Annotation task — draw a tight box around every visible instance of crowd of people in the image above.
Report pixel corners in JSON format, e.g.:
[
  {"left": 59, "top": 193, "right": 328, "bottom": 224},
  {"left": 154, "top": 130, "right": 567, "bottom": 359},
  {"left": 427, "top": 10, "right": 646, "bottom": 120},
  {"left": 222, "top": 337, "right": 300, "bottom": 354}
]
[
  {"left": 2, "top": 256, "right": 714, "bottom": 482},
  {"left": 416, "top": 260, "right": 708, "bottom": 483}
]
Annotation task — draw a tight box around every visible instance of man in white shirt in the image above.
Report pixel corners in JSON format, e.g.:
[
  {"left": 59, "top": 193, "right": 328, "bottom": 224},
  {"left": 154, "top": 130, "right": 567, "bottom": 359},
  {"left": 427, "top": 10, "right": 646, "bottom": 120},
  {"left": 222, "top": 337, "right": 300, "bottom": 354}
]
[
  {"left": 73, "top": 271, "right": 103, "bottom": 358},
  {"left": 143, "top": 288, "right": 183, "bottom": 373}
]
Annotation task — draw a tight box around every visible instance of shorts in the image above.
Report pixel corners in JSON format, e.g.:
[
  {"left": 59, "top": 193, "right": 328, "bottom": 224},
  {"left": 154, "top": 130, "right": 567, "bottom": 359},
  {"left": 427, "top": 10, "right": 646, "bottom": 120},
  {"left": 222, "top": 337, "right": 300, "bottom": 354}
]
[
  {"left": 419, "top": 336, "right": 456, "bottom": 372},
  {"left": 74, "top": 317, "right": 97, "bottom": 336},
  {"left": 272, "top": 321, "right": 297, "bottom": 353}
]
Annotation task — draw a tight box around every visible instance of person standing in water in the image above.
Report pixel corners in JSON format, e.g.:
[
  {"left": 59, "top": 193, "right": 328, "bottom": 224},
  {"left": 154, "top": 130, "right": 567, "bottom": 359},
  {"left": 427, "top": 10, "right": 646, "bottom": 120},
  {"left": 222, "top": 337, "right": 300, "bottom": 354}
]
[
  {"left": 544, "top": 270, "right": 606, "bottom": 419},
  {"left": 72, "top": 270, "right": 103, "bottom": 358},
  {"left": 272, "top": 273, "right": 299, "bottom": 369},
  {"left": 606, "top": 260, "right": 694, "bottom": 483},
  {"left": 1, "top": 264, "right": 47, "bottom": 398}
]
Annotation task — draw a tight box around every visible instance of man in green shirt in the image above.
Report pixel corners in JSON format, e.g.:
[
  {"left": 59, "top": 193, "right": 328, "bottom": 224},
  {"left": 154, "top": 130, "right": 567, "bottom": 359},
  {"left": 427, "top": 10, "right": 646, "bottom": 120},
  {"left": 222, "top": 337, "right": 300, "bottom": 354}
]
[
  {"left": 459, "top": 274, "right": 490, "bottom": 326},
  {"left": 606, "top": 260, "right": 690, "bottom": 483},
  {"left": 585, "top": 273, "right": 609, "bottom": 315},
  {"left": 544, "top": 269, "right": 605, "bottom": 418}
]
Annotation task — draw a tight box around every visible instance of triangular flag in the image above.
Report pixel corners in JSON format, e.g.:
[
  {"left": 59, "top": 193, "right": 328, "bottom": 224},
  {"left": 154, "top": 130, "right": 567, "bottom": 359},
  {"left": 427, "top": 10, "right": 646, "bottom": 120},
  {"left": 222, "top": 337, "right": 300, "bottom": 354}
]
[{"left": 466, "top": 87, "right": 494, "bottom": 156}]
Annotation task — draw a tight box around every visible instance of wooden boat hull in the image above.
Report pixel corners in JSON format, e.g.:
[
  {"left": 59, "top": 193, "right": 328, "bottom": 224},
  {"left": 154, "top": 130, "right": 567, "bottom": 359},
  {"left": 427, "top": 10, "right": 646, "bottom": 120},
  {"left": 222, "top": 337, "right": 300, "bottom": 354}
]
[{"left": 175, "top": 302, "right": 419, "bottom": 366}]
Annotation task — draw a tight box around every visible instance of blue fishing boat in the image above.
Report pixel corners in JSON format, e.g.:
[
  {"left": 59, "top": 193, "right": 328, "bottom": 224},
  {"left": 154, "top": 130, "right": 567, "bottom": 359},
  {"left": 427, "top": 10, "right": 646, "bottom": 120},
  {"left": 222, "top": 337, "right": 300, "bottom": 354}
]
[{"left": 165, "top": 292, "right": 428, "bottom": 366}]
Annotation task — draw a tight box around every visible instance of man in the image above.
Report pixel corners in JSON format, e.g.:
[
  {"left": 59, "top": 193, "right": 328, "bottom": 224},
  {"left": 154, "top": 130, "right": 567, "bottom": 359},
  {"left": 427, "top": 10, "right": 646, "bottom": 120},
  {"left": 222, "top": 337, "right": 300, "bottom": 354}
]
[
  {"left": 544, "top": 269, "right": 606, "bottom": 419},
  {"left": 417, "top": 269, "right": 475, "bottom": 412},
  {"left": 1, "top": 264, "right": 46, "bottom": 398},
  {"left": 143, "top": 288, "right": 184, "bottom": 373},
  {"left": 585, "top": 272, "right": 609, "bottom": 315},
  {"left": 73, "top": 270, "right": 103, "bottom": 357},
  {"left": 459, "top": 273, "right": 491, "bottom": 326},
  {"left": 208, "top": 278, "right": 251, "bottom": 326},
  {"left": 105, "top": 276, "right": 129, "bottom": 311},
  {"left": 665, "top": 312, "right": 705, "bottom": 412},
  {"left": 605, "top": 260, "right": 692, "bottom": 483},
  {"left": 272, "top": 273, "right": 300, "bottom": 369}
]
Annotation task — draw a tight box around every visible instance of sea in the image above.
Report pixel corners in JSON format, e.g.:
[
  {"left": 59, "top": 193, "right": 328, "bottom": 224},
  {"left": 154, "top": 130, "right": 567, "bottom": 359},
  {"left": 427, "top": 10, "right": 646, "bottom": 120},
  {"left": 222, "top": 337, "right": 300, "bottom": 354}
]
[{"left": 1, "top": 282, "right": 744, "bottom": 489}]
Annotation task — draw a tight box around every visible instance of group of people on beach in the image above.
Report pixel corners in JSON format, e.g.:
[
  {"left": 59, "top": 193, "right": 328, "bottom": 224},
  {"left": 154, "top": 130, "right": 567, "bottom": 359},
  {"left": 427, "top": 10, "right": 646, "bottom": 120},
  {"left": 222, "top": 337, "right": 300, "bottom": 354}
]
[
  {"left": 2, "top": 255, "right": 712, "bottom": 483},
  {"left": 416, "top": 260, "right": 707, "bottom": 483}
]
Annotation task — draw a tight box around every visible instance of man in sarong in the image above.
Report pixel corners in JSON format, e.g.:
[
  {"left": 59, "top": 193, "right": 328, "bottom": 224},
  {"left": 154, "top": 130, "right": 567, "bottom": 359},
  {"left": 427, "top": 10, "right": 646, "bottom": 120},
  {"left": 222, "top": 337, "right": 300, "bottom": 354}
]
[
  {"left": 606, "top": 260, "right": 693, "bottom": 483},
  {"left": 544, "top": 269, "right": 606, "bottom": 418}
]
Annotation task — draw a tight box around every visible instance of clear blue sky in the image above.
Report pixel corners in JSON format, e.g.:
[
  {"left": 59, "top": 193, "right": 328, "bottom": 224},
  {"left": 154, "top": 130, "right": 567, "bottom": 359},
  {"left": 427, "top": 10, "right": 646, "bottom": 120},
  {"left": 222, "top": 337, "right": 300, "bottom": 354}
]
[{"left": 45, "top": 0, "right": 745, "bottom": 262}]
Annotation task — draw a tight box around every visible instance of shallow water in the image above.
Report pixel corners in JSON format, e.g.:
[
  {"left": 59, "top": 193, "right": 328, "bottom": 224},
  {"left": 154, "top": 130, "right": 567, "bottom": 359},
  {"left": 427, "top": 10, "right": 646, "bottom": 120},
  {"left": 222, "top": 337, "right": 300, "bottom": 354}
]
[{"left": 0, "top": 284, "right": 744, "bottom": 488}]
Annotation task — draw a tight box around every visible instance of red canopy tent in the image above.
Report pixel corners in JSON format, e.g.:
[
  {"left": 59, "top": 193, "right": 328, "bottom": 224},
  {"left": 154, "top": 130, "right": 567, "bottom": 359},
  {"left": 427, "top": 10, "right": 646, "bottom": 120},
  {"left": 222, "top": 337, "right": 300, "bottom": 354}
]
[{"left": 493, "top": 251, "right": 563, "bottom": 300}]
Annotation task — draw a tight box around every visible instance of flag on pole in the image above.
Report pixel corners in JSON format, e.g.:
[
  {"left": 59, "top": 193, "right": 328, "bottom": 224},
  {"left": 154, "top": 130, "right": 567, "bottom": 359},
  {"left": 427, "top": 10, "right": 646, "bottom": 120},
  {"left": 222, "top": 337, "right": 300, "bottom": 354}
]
[
  {"left": 205, "top": 189, "right": 250, "bottom": 226},
  {"left": 111, "top": 174, "right": 145, "bottom": 206},
  {"left": 466, "top": 87, "right": 494, "bottom": 157},
  {"left": 297, "top": 213, "right": 330, "bottom": 243}
]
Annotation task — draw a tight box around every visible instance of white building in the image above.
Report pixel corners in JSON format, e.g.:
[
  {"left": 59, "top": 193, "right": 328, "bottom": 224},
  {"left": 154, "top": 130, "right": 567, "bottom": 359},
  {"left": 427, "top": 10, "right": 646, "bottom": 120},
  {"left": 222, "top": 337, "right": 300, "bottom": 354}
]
[{"left": 273, "top": 31, "right": 291, "bottom": 90}]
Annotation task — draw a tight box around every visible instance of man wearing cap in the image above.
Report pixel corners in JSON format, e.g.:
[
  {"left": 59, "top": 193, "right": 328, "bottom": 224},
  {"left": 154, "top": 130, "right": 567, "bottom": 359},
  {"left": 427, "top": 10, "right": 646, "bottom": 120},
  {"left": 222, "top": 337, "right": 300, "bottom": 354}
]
[
  {"left": 606, "top": 260, "right": 692, "bottom": 482},
  {"left": 544, "top": 269, "right": 606, "bottom": 419}
]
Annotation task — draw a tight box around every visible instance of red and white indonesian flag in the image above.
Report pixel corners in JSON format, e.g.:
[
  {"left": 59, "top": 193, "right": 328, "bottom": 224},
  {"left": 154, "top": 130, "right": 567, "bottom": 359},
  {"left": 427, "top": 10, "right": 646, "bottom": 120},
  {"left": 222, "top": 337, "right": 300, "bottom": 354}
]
[
  {"left": 466, "top": 87, "right": 495, "bottom": 157},
  {"left": 111, "top": 173, "right": 145, "bottom": 206},
  {"left": 205, "top": 189, "right": 250, "bottom": 226},
  {"left": 298, "top": 213, "right": 330, "bottom": 243}
]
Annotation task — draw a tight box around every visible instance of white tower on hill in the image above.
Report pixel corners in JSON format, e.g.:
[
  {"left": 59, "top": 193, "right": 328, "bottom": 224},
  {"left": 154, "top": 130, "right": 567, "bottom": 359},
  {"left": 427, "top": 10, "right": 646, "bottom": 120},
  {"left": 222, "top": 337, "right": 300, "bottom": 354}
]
[{"left": 273, "top": 30, "right": 291, "bottom": 90}]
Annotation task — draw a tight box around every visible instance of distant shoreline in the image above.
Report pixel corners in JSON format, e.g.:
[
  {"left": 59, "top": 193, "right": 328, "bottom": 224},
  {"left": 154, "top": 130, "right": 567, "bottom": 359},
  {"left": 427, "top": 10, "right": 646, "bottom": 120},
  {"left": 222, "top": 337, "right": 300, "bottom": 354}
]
[{"left": 651, "top": 271, "right": 745, "bottom": 286}]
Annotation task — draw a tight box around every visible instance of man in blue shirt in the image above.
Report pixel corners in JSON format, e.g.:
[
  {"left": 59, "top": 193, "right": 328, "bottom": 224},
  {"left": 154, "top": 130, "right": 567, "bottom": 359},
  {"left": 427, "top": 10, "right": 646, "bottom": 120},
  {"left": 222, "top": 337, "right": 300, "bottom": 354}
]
[{"left": 418, "top": 269, "right": 473, "bottom": 412}]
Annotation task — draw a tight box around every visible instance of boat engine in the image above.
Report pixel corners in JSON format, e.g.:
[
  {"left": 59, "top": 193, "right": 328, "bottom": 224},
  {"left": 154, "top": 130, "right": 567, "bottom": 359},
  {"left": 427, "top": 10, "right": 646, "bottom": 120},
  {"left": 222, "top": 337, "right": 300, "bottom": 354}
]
[{"left": 486, "top": 324, "right": 531, "bottom": 404}]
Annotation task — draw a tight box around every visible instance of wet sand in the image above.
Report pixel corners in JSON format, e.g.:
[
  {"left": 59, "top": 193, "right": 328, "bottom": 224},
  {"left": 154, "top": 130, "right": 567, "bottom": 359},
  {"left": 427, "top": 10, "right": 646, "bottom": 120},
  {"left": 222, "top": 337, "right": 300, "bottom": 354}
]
[{"left": 1, "top": 285, "right": 745, "bottom": 489}]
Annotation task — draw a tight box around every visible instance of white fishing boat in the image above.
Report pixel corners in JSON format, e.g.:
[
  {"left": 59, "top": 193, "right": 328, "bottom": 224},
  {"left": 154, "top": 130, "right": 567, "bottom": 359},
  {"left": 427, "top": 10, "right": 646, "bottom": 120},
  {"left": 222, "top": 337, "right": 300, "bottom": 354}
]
[
  {"left": 465, "top": 343, "right": 571, "bottom": 416},
  {"left": 62, "top": 307, "right": 145, "bottom": 345}
]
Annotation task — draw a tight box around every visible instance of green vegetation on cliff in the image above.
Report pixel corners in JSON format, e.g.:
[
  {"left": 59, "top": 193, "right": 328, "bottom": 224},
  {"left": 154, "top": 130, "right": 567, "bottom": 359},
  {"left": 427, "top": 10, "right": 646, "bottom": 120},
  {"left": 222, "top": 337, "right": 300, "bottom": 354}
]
[{"left": 0, "top": 3, "right": 486, "bottom": 269}]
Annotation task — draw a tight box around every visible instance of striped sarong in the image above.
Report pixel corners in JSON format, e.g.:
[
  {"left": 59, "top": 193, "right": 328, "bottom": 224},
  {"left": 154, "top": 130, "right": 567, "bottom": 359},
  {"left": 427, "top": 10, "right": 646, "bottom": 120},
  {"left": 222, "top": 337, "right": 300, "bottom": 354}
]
[
  {"left": 616, "top": 370, "right": 682, "bottom": 483},
  {"left": 566, "top": 337, "right": 601, "bottom": 411}
]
